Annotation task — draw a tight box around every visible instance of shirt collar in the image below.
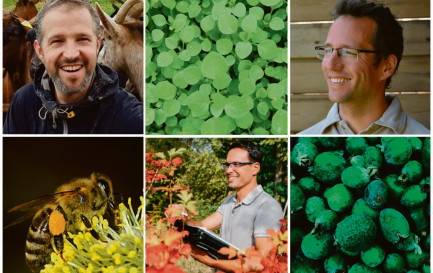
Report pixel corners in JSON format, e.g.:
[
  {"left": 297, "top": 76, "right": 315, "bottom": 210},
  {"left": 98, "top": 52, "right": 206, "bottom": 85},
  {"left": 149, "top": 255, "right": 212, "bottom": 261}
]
[{"left": 232, "top": 185, "right": 264, "bottom": 206}]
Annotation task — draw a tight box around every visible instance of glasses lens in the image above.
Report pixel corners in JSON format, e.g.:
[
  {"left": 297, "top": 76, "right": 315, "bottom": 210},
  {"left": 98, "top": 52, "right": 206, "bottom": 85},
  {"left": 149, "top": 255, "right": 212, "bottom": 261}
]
[
  {"left": 315, "top": 47, "right": 325, "bottom": 60},
  {"left": 341, "top": 48, "right": 358, "bottom": 60}
]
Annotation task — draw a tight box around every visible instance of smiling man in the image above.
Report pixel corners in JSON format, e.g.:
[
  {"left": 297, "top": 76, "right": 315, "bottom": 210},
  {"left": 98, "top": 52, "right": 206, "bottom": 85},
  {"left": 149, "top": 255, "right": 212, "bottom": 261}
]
[
  {"left": 299, "top": 0, "right": 429, "bottom": 135},
  {"left": 187, "top": 141, "right": 283, "bottom": 272},
  {"left": 3, "top": 0, "right": 143, "bottom": 134}
]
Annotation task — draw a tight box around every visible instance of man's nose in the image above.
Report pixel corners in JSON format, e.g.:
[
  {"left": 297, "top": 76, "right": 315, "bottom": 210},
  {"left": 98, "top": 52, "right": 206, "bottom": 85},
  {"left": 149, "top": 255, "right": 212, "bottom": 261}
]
[
  {"left": 63, "top": 41, "right": 80, "bottom": 60},
  {"left": 323, "top": 49, "right": 343, "bottom": 70}
]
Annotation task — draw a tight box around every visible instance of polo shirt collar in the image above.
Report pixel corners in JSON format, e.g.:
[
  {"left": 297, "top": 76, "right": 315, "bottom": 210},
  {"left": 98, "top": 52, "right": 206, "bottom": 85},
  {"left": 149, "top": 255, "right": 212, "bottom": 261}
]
[{"left": 233, "top": 185, "right": 264, "bottom": 205}]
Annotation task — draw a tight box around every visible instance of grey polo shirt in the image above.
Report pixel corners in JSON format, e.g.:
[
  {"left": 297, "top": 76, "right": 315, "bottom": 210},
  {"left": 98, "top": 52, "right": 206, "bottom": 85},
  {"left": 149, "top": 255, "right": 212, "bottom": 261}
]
[
  {"left": 298, "top": 95, "right": 430, "bottom": 135},
  {"left": 216, "top": 185, "right": 283, "bottom": 251}
]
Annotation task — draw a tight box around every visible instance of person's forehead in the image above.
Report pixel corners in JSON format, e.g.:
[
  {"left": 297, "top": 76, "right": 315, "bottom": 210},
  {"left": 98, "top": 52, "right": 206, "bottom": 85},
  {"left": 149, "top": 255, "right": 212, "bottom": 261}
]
[
  {"left": 326, "top": 15, "right": 377, "bottom": 48},
  {"left": 44, "top": 4, "right": 92, "bottom": 22},
  {"left": 226, "top": 148, "right": 250, "bottom": 160}
]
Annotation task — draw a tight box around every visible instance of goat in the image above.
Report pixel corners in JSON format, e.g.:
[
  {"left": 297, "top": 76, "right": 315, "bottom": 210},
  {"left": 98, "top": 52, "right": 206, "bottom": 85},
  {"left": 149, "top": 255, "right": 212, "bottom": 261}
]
[{"left": 95, "top": 0, "right": 143, "bottom": 101}]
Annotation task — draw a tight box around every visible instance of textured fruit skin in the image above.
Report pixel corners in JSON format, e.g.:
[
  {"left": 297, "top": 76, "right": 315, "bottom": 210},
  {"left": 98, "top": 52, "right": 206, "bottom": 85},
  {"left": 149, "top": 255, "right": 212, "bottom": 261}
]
[
  {"left": 291, "top": 251, "right": 320, "bottom": 273},
  {"left": 290, "top": 183, "right": 305, "bottom": 214},
  {"left": 324, "top": 184, "right": 353, "bottom": 212},
  {"left": 297, "top": 176, "right": 320, "bottom": 196},
  {"left": 334, "top": 214, "right": 376, "bottom": 253},
  {"left": 383, "top": 174, "right": 406, "bottom": 201},
  {"left": 405, "top": 251, "right": 429, "bottom": 268},
  {"left": 346, "top": 137, "right": 369, "bottom": 155},
  {"left": 361, "top": 244, "right": 385, "bottom": 268},
  {"left": 324, "top": 253, "right": 347, "bottom": 273},
  {"left": 381, "top": 138, "right": 412, "bottom": 166},
  {"left": 311, "top": 209, "right": 338, "bottom": 234},
  {"left": 379, "top": 208, "right": 410, "bottom": 243},
  {"left": 365, "top": 180, "right": 388, "bottom": 209},
  {"left": 301, "top": 232, "right": 333, "bottom": 260},
  {"left": 305, "top": 196, "right": 326, "bottom": 223},
  {"left": 311, "top": 151, "right": 347, "bottom": 184},
  {"left": 363, "top": 146, "right": 384, "bottom": 169},
  {"left": 348, "top": 262, "right": 381, "bottom": 273},
  {"left": 399, "top": 160, "right": 423, "bottom": 184},
  {"left": 401, "top": 185, "right": 427, "bottom": 208},
  {"left": 421, "top": 138, "right": 430, "bottom": 171},
  {"left": 383, "top": 253, "right": 406, "bottom": 273},
  {"left": 341, "top": 166, "right": 371, "bottom": 189},
  {"left": 351, "top": 198, "right": 379, "bottom": 219},
  {"left": 394, "top": 232, "right": 422, "bottom": 253},
  {"left": 292, "top": 142, "right": 319, "bottom": 167}
]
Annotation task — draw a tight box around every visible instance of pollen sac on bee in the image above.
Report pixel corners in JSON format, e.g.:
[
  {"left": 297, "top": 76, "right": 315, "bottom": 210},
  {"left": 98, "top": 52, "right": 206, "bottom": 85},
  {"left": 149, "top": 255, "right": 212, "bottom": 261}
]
[{"left": 48, "top": 210, "right": 66, "bottom": 236}]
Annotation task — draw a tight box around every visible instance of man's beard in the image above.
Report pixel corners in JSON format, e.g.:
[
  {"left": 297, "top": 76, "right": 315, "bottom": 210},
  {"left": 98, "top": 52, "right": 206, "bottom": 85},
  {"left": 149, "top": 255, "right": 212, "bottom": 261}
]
[{"left": 51, "top": 68, "right": 93, "bottom": 96}]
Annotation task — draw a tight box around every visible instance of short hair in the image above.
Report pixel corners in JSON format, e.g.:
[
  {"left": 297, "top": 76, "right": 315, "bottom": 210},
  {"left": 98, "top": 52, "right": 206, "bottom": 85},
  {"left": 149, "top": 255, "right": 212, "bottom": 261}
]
[
  {"left": 229, "top": 141, "right": 263, "bottom": 164},
  {"left": 332, "top": 0, "right": 403, "bottom": 88},
  {"left": 35, "top": 0, "right": 101, "bottom": 43}
]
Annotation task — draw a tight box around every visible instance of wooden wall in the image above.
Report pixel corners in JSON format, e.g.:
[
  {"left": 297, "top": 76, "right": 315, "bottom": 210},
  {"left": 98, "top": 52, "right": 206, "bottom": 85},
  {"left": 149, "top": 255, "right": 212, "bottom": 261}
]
[{"left": 290, "top": 0, "right": 430, "bottom": 133}]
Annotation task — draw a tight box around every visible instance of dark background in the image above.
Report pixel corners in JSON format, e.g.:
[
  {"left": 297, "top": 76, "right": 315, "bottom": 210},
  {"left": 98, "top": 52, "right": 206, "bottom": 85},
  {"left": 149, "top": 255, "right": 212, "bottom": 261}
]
[{"left": 3, "top": 137, "right": 143, "bottom": 273}]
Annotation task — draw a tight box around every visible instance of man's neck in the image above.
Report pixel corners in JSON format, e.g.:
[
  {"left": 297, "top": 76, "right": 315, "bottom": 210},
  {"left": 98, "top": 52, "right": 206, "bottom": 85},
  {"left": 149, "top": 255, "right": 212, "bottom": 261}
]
[
  {"left": 55, "top": 89, "right": 88, "bottom": 105},
  {"left": 236, "top": 181, "right": 258, "bottom": 203},
  {"left": 338, "top": 95, "right": 389, "bottom": 134}
]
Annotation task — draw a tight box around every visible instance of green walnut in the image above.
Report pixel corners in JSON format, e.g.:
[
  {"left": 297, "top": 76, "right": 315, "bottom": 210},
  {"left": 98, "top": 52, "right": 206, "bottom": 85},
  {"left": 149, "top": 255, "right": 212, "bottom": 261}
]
[
  {"left": 334, "top": 214, "right": 376, "bottom": 253},
  {"left": 379, "top": 208, "right": 410, "bottom": 243}
]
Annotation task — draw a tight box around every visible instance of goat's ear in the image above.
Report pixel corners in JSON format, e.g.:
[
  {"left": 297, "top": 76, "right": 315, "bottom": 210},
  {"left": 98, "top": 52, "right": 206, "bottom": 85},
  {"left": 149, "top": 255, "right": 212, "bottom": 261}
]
[
  {"left": 95, "top": 2, "right": 119, "bottom": 36},
  {"left": 34, "top": 40, "right": 45, "bottom": 63}
]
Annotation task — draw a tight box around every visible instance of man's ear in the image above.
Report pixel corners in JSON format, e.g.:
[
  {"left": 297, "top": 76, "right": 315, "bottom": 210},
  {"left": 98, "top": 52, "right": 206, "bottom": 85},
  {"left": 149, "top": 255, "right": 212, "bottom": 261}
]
[
  {"left": 380, "top": 54, "right": 398, "bottom": 81},
  {"left": 34, "top": 40, "right": 45, "bottom": 63},
  {"left": 252, "top": 162, "right": 260, "bottom": 176}
]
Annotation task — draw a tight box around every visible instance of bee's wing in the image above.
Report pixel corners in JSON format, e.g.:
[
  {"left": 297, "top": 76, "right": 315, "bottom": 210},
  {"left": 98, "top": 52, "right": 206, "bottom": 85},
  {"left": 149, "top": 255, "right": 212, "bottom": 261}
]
[{"left": 5, "top": 189, "right": 80, "bottom": 229}]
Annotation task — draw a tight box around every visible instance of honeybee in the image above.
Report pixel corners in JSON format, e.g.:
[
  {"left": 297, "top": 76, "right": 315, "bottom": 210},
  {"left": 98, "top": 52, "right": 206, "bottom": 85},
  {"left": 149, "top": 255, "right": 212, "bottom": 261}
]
[{"left": 6, "top": 173, "right": 118, "bottom": 272}]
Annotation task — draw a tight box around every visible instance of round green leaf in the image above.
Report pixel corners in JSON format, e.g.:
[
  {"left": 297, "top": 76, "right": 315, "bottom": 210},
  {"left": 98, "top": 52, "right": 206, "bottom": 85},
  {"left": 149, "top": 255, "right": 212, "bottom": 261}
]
[
  {"left": 151, "top": 29, "right": 164, "bottom": 42},
  {"left": 267, "top": 83, "right": 284, "bottom": 99},
  {"left": 252, "top": 127, "right": 269, "bottom": 135},
  {"left": 201, "top": 52, "right": 228, "bottom": 80},
  {"left": 200, "top": 84, "right": 213, "bottom": 96},
  {"left": 183, "top": 66, "right": 202, "bottom": 85},
  {"left": 257, "top": 101, "right": 269, "bottom": 116},
  {"left": 172, "top": 14, "right": 188, "bottom": 32},
  {"left": 212, "top": 73, "right": 231, "bottom": 90},
  {"left": 218, "top": 14, "right": 238, "bottom": 34},
  {"left": 252, "top": 28, "right": 268, "bottom": 44},
  {"left": 165, "top": 116, "right": 178, "bottom": 127},
  {"left": 201, "top": 38, "right": 212, "bottom": 52},
  {"left": 216, "top": 38, "right": 233, "bottom": 55},
  {"left": 260, "top": 0, "right": 280, "bottom": 7},
  {"left": 238, "top": 79, "right": 256, "bottom": 95},
  {"left": 186, "top": 40, "right": 202, "bottom": 56},
  {"left": 225, "top": 55, "right": 236, "bottom": 66},
  {"left": 269, "top": 17, "right": 285, "bottom": 31},
  {"left": 175, "top": 1, "right": 189, "bottom": 13},
  {"left": 235, "top": 112, "right": 254, "bottom": 129},
  {"left": 146, "top": 108, "right": 155, "bottom": 126},
  {"left": 154, "top": 81, "right": 176, "bottom": 100},
  {"left": 156, "top": 52, "right": 173, "bottom": 67},
  {"left": 258, "top": 39, "right": 279, "bottom": 60},
  {"left": 271, "top": 98, "right": 286, "bottom": 110},
  {"left": 179, "top": 50, "right": 191, "bottom": 61},
  {"left": 186, "top": 91, "right": 210, "bottom": 117},
  {"left": 224, "top": 96, "right": 249, "bottom": 118},
  {"left": 152, "top": 15, "right": 167, "bottom": 27},
  {"left": 161, "top": 0, "right": 175, "bottom": 9},
  {"left": 232, "top": 3, "right": 246, "bottom": 17},
  {"left": 165, "top": 36, "right": 179, "bottom": 49},
  {"left": 200, "top": 117, "right": 229, "bottom": 134},
  {"left": 235, "top": 42, "right": 252, "bottom": 59},
  {"left": 271, "top": 109, "right": 287, "bottom": 135},
  {"left": 200, "top": 15, "right": 215, "bottom": 32},
  {"left": 180, "top": 25, "right": 196, "bottom": 43},
  {"left": 172, "top": 71, "right": 188, "bottom": 89},
  {"left": 249, "top": 65, "right": 264, "bottom": 80},
  {"left": 249, "top": 7, "right": 264, "bottom": 20},
  {"left": 210, "top": 93, "right": 226, "bottom": 117},
  {"left": 212, "top": 4, "right": 231, "bottom": 20},
  {"left": 154, "top": 109, "right": 167, "bottom": 126},
  {"left": 241, "top": 14, "right": 257, "bottom": 32},
  {"left": 188, "top": 3, "right": 201, "bottom": 18},
  {"left": 247, "top": 0, "right": 260, "bottom": 5},
  {"left": 163, "top": 99, "right": 181, "bottom": 116}
]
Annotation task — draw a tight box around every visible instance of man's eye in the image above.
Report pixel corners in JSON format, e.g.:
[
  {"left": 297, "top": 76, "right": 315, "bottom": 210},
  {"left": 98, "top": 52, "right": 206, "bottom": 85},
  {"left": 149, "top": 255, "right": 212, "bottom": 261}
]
[
  {"left": 344, "top": 49, "right": 357, "bottom": 56},
  {"left": 232, "top": 162, "right": 241, "bottom": 167}
]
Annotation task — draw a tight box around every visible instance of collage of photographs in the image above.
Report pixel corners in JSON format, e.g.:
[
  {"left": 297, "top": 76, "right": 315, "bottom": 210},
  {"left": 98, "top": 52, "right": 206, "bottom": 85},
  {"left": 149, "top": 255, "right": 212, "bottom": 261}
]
[{"left": 1, "top": 0, "right": 431, "bottom": 272}]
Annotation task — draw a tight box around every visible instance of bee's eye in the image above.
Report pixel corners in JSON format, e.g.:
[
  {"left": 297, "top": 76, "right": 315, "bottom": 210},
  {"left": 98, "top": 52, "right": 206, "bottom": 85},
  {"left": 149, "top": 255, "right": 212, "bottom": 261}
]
[{"left": 97, "top": 179, "right": 111, "bottom": 197}]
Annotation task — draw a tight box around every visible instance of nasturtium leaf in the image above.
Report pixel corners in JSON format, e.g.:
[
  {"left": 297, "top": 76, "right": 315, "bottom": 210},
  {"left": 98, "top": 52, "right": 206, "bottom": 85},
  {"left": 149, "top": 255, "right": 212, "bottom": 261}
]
[
  {"left": 146, "top": 108, "right": 155, "bottom": 126},
  {"left": 271, "top": 98, "right": 286, "bottom": 110},
  {"left": 161, "top": 0, "right": 175, "bottom": 9},
  {"left": 186, "top": 91, "right": 210, "bottom": 117},
  {"left": 257, "top": 101, "right": 270, "bottom": 116},
  {"left": 163, "top": 99, "right": 181, "bottom": 116},
  {"left": 224, "top": 95, "right": 249, "bottom": 118},
  {"left": 216, "top": 38, "right": 233, "bottom": 55},
  {"left": 152, "top": 14, "right": 167, "bottom": 27},
  {"left": 156, "top": 52, "right": 173, "bottom": 67},
  {"left": 249, "top": 7, "right": 264, "bottom": 20},
  {"left": 249, "top": 65, "right": 264, "bottom": 80},
  {"left": 268, "top": 83, "right": 284, "bottom": 99},
  {"left": 212, "top": 73, "right": 231, "bottom": 90},
  {"left": 241, "top": 14, "right": 257, "bottom": 32},
  {"left": 183, "top": 66, "right": 202, "bottom": 85},
  {"left": 188, "top": 3, "right": 201, "bottom": 18},
  {"left": 247, "top": 0, "right": 260, "bottom": 6},
  {"left": 165, "top": 116, "right": 178, "bottom": 127},
  {"left": 225, "top": 55, "right": 236, "bottom": 66},
  {"left": 200, "top": 15, "right": 215, "bottom": 32},
  {"left": 210, "top": 92, "right": 226, "bottom": 117},
  {"left": 232, "top": 3, "right": 246, "bottom": 17},
  {"left": 165, "top": 36, "right": 179, "bottom": 49},
  {"left": 235, "top": 42, "right": 252, "bottom": 59},
  {"left": 201, "top": 38, "right": 212, "bottom": 51},
  {"left": 271, "top": 109, "right": 287, "bottom": 134},
  {"left": 154, "top": 109, "right": 167, "bottom": 126},
  {"left": 235, "top": 112, "right": 254, "bottom": 129},
  {"left": 269, "top": 17, "right": 285, "bottom": 30},
  {"left": 151, "top": 29, "right": 164, "bottom": 42},
  {"left": 175, "top": 1, "right": 189, "bottom": 13},
  {"left": 239, "top": 79, "right": 256, "bottom": 95},
  {"left": 200, "top": 117, "right": 229, "bottom": 134},
  {"left": 218, "top": 14, "right": 238, "bottom": 34},
  {"left": 258, "top": 39, "right": 279, "bottom": 60},
  {"left": 252, "top": 127, "right": 269, "bottom": 135},
  {"left": 201, "top": 51, "right": 228, "bottom": 79},
  {"left": 260, "top": 0, "right": 280, "bottom": 7},
  {"left": 186, "top": 40, "right": 201, "bottom": 56},
  {"left": 154, "top": 81, "right": 177, "bottom": 100},
  {"left": 180, "top": 25, "right": 196, "bottom": 43},
  {"left": 172, "top": 71, "right": 188, "bottom": 88}
]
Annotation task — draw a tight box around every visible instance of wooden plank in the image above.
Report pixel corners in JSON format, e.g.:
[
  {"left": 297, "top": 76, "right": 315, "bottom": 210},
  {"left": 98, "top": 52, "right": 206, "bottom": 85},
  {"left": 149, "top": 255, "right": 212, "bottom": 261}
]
[
  {"left": 291, "top": 21, "right": 430, "bottom": 59},
  {"left": 290, "top": 94, "right": 430, "bottom": 133},
  {"left": 290, "top": 56, "right": 430, "bottom": 94},
  {"left": 291, "top": 0, "right": 430, "bottom": 22}
]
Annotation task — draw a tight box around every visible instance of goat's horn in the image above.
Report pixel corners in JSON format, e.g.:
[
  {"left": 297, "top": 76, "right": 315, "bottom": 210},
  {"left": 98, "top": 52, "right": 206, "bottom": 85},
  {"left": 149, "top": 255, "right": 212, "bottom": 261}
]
[
  {"left": 127, "top": 2, "right": 143, "bottom": 20},
  {"left": 114, "top": 0, "right": 142, "bottom": 24}
]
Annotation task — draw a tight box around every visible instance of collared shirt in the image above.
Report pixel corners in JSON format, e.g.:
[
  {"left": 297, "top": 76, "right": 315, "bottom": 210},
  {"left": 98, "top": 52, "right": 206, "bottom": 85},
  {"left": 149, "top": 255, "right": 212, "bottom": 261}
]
[
  {"left": 216, "top": 185, "right": 283, "bottom": 251},
  {"left": 298, "top": 95, "right": 430, "bottom": 135}
]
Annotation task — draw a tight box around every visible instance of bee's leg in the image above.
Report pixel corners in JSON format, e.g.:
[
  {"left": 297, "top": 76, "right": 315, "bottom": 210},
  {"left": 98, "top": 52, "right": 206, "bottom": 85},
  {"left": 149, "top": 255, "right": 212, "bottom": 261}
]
[
  {"left": 52, "top": 235, "right": 66, "bottom": 262},
  {"left": 80, "top": 214, "right": 105, "bottom": 242},
  {"left": 107, "top": 199, "right": 121, "bottom": 226}
]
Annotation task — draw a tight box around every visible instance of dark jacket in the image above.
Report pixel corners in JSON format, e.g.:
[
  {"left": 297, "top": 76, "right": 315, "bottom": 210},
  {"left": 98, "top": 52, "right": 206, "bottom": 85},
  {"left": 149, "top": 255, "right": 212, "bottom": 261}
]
[{"left": 3, "top": 64, "right": 143, "bottom": 134}]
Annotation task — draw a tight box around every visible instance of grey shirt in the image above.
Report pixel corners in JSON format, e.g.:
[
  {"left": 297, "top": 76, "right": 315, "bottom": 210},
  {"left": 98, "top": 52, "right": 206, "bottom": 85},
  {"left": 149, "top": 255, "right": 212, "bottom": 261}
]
[
  {"left": 216, "top": 185, "right": 283, "bottom": 251},
  {"left": 298, "top": 95, "right": 430, "bottom": 135}
]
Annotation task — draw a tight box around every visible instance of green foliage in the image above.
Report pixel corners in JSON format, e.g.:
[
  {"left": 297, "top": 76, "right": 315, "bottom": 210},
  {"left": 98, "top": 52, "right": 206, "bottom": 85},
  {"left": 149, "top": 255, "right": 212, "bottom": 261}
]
[{"left": 146, "top": 0, "right": 288, "bottom": 135}]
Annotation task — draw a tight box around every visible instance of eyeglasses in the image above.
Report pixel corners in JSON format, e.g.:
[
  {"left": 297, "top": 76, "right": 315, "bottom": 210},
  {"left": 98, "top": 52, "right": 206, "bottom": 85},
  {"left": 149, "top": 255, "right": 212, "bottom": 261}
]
[
  {"left": 315, "top": 46, "right": 379, "bottom": 61},
  {"left": 220, "top": 162, "right": 255, "bottom": 170}
]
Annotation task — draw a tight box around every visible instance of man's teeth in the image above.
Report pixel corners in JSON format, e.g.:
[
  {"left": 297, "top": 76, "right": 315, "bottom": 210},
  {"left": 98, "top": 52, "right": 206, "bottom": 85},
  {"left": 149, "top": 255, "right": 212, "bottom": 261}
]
[
  {"left": 63, "top": 65, "right": 81, "bottom": 71},
  {"left": 330, "top": 78, "right": 350, "bottom": 83}
]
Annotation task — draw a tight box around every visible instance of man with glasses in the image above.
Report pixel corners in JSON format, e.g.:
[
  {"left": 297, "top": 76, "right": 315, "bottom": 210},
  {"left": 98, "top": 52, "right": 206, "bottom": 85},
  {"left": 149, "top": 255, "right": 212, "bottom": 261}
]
[
  {"left": 188, "top": 141, "right": 283, "bottom": 272},
  {"left": 299, "top": 0, "right": 429, "bottom": 134}
]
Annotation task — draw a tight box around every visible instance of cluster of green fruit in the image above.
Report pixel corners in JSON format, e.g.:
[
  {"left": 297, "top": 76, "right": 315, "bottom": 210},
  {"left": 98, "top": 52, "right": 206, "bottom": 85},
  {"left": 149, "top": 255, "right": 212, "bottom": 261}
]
[{"left": 290, "top": 137, "right": 430, "bottom": 273}]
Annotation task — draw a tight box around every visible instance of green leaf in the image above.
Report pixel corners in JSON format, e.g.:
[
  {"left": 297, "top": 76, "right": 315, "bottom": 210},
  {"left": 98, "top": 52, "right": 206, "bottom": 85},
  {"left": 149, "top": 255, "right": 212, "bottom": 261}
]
[
  {"left": 165, "top": 116, "right": 178, "bottom": 127},
  {"left": 180, "top": 25, "right": 196, "bottom": 43},
  {"left": 179, "top": 50, "right": 191, "bottom": 61},
  {"left": 260, "top": 0, "right": 280, "bottom": 7},
  {"left": 161, "top": 0, "right": 175, "bottom": 9},
  {"left": 188, "top": 3, "right": 201, "bottom": 18},
  {"left": 238, "top": 79, "right": 256, "bottom": 95},
  {"left": 257, "top": 39, "right": 279, "bottom": 60},
  {"left": 218, "top": 14, "right": 238, "bottom": 34},
  {"left": 216, "top": 38, "right": 233, "bottom": 55},
  {"left": 186, "top": 91, "right": 210, "bottom": 117},
  {"left": 267, "top": 83, "right": 284, "bottom": 99},
  {"left": 172, "top": 14, "right": 188, "bottom": 32},
  {"left": 235, "top": 42, "right": 252, "bottom": 59},
  {"left": 183, "top": 66, "right": 202, "bottom": 85},
  {"left": 146, "top": 108, "right": 155, "bottom": 126},
  {"left": 156, "top": 52, "right": 173, "bottom": 67},
  {"left": 152, "top": 15, "right": 167, "bottom": 27},
  {"left": 176, "top": 1, "right": 189, "bottom": 13},
  {"left": 225, "top": 55, "right": 236, "bottom": 67},
  {"left": 212, "top": 3, "right": 231, "bottom": 20},
  {"left": 232, "top": 3, "right": 246, "bottom": 17},
  {"left": 249, "top": 65, "right": 264, "bottom": 80},
  {"left": 257, "top": 101, "right": 269, "bottom": 116},
  {"left": 163, "top": 99, "right": 181, "bottom": 116},
  {"left": 271, "top": 109, "right": 287, "bottom": 135},
  {"left": 165, "top": 36, "right": 179, "bottom": 49},
  {"left": 151, "top": 29, "right": 164, "bottom": 42},
  {"left": 235, "top": 112, "right": 254, "bottom": 129},
  {"left": 269, "top": 17, "right": 285, "bottom": 31},
  {"left": 247, "top": 0, "right": 260, "bottom": 5},
  {"left": 200, "top": 117, "right": 229, "bottom": 134},
  {"left": 201, "top": 52, "right": 228, "bottom": 80},
  {"left": 249, "top": 7, "right": 264, "bottom": 20},
  {"left": 201, "top": 38, "right": 212, "bottom": 52},
  {"left": 210, "top": 92, "right": 226, "bottom": 117},
  {"left": 224, "top": 96, "right": 249, "bottom": 118},
  {"left": 200, "top": 15, "right": 215, "bottom": 32},
  {"left": 154, "top": 109, "right": 167, "bottom": 126},
  {"left": 186, "top": 40, "right": 202, "bottom": 56},
  {"left": 271, "top": 98, "right": 286, "bottom": 110},
  {"left": 241, "top": 14, "right": 257, "bottom": 32},
  {"left": 212, "top": 73, "right": 231, "bottom": 90},
  {"left": 154, "top": 81, "right": 177, "bottom": 100},
  {"left": 252, "top": 127, "right": 269, "bottom": 135}
]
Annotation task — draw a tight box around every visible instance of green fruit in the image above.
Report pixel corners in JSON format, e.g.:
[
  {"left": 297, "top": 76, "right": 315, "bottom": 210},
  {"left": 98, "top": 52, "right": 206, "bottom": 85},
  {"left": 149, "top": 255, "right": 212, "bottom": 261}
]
[
  {"left": 409, "top": 207, "right": 428, "bottom": 233},
  {"left": 398, "top": 160, "right": 423, "bottom": 184},
  {"left": 361, "top": 244, "right": 385, "bottom": 267},
  {"left": 290, "top": 183, "right": 305, "bottom": 214},
  {"left": 408, "top": 137, "right": 423, "bottom": 153},
  {"left": 383, "top": 174, "right": 406, "bottom": 201},
  {"left": 365, "top": 180, "right": 388, "bottom": 209},
  {"left": 379, "top": 208, "right": 410, "bottom": 243},
  {"left": 350, "top": 155, "right": 364, "bottom": 166},
  {"left": 305, "top": 196, "right": 326, "bottom": 223},
  {"left": 324, "top": 184, "right": 354, "bottom": 212},
  {"left": 301, "top": 232, "right": 333, "bottom": 260},
  {"left": 311, "top": 151, "right": 348, "bottom": 184},
  {"left": 421, "top": 138, "right": 430, "bottom": 171},
  {"left": 346, "top": 137, "right": 369, "bottom": 155},
  {"left": 297, "top": 176, "right": 320, "bottom": 196},
  {"left": 318, "top": 137, "right": 344, "bottom": 148},
  {"left": 348, "top": 262, "right": 381, "bottom": 273},
  {"left": 380, "top": 137, "right": 412, "bottom": 166},
  {"left": 383, "top": 253, "right": 405, "bottom": 273},
  {"left": 394, "top": 232, "right": 422, "bottom": 253},
  {"left": 324, "top": 253, "right": 347, "bottom": 273},
  {"left": 405, "top": 251, "right": 429, "bottom": 268},
  {"left": 422, "top": 264, "right": 430, "bottom": 273},
  {"left": 292, "top": 142, "right": 319, "bottom": 167},
  {"left": 311, "top": 210, "right": 338, "bottom": 234},
  {"left": 363, "top": 146, "right": 383, "bottom": 169},
  {"left": 400, "top": 185, "right": 427, "bottom": 208},
  {"left": 341, "top": 166, "right": 371, "bottom": 189},
  {"left": 291, "top": 251, "right": 320, "bottom": 273},
  {"left": 334, "top": 214, "right": 376, "bottom": 253},
  {"left": 351, "top": 198, "right": 379, "bottom": 219}
]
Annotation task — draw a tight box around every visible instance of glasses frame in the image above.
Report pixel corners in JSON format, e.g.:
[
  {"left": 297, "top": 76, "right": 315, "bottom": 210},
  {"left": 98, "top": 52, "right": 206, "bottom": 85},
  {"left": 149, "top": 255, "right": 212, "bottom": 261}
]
[
  {"left": 315, "top": 46, "right": 379, "bottom": 61},
  {"left": 220, "top": 161, "right": 255, "bottom": 170}
]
